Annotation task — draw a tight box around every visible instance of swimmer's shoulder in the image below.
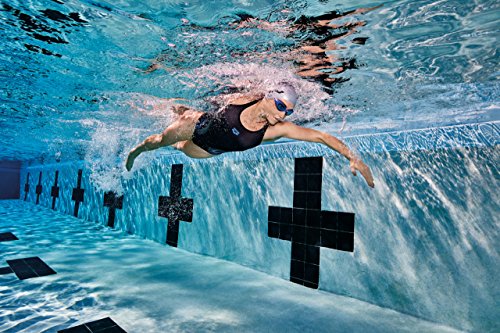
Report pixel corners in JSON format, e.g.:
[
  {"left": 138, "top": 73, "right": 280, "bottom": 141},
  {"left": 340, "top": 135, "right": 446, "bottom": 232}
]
[{"left": 227, "top": 92, "right": 265, "bottom": 105}]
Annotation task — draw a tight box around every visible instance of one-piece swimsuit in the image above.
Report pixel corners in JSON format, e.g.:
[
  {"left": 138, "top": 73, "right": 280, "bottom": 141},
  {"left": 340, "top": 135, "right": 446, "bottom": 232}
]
[{"left": 191, "top": 99, "right": 268, "bottom": 155}]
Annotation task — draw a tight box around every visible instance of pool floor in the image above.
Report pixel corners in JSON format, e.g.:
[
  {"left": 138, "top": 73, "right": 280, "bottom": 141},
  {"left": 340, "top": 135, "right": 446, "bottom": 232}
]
[{"left": 0, "top": 200, "right": 461, "bottom": 333}]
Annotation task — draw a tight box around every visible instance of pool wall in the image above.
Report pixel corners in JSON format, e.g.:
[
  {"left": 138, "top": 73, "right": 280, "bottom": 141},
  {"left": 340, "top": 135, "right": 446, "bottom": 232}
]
[
  {"left": 0, "top": 160, "right": 21, "bottom": 199},
  {"left": 19, "top": 122, "right": 500, "bottom": 332}
]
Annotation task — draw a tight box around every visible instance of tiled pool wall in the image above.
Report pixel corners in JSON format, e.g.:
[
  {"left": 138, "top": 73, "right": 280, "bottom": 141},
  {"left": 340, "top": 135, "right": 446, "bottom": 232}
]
[{"left": 19, "top": 122, "right": 500, "bottom": 332}]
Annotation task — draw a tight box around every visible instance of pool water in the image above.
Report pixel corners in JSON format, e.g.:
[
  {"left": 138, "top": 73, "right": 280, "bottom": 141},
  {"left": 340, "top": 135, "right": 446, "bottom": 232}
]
[
  {"left": 0, "top": 0, "right": 498, "bottom": 163},
  {"left": 11, "top": 122, "right": 500, "bottom": 333},
  {"left": 0, "top": 200, "right": 462, "bottom": 333},
  {"left": 1, "top": 0, "right": 499, "bottom": 332}
]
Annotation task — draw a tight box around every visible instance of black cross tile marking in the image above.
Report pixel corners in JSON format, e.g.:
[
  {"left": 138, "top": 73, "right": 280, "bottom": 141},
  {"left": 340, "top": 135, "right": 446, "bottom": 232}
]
[
  {"left": 58, "top": 317, "right": 127, "bottom": 333},
  {"left": 36, "top": 171, "right": 43, "bottom": 205},
  {"left": 23, "top": 173, "right": 30, "bottom": 201},
  {"left": 71, "top": 169, "right": 84, "bottom": 217},
  {"left": 3, "top": 257, "right": 57, "bottom": 280},
  {"left": 51, "top": 170, "right": 60, "bottom": 210},
  {"left": 158, "top": 164, "right": 193, "bottom": 247},
  {"left": 268, "top": 157, "right": 356, "bottom": 289},
  {"left": 104, "top": 191, "right": 124, "bottom": 228},
  {"left": 0, "top": 232, "right": 19, "bottom": 242}
]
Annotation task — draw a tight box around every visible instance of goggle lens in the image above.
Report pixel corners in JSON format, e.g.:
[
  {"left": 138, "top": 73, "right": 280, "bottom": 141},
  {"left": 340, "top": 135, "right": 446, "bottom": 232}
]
[{"left": 274, "top": 98, "right": 294, "bottom": 116}]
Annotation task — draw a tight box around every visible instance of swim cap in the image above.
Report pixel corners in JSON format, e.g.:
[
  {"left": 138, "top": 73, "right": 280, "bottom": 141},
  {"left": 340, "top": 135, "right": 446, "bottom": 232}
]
[{"left": 266, "top": 83, "right": 298, "bottom": 105}]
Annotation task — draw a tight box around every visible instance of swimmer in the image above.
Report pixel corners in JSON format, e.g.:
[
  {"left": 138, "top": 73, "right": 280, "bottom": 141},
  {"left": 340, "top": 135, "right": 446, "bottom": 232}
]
[{"left": 125, "top": 83, "right": 374, "bottom": 188}]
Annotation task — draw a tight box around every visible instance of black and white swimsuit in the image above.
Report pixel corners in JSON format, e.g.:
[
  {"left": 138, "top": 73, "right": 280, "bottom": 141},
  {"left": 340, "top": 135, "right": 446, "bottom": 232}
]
[{"left": 192, "top": 99, "right": 268, "bottom": 155}]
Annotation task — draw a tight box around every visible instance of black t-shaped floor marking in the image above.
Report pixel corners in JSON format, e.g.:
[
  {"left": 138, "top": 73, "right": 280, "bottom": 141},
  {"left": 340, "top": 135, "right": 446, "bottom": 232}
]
[
  {"left": 158, "top": 164, "right": 193, "bottom": 247},
  {"left": 104, "top": 191, "right": 124, "bottom": 228},
  {"left": 23, "top": 173, "right": 30, "bottom": 201},
  {"left": 51, "top": 171, "right": 60, "bottom": 210},
  {"left": 71, "top": 169, "right": 84, "bottom": 217},
  {"left": 35, "top": 171, "right": 43, "bottom": 205},
  {"left": 267, "top": 157, "right": 356, "bottom": 289}
]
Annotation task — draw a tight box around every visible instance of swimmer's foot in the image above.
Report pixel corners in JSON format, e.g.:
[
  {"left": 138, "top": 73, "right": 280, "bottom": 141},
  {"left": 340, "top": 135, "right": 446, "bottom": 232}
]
[
  {"left": 144, "top": 63, "right": 161, "bottom": 73},
  {"left": 171, "top": 104, "right": 191, "bottom": 115}
]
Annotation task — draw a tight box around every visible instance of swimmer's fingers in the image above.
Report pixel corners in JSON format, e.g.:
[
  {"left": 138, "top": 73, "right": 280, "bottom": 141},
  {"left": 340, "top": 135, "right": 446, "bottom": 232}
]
[
  {"left": 360, "top": 166, "right": 375, "bottom": 188},
  {"left": 125, "top": 150, "right": 138, "bottom": 171},
  {"left": 362, "top": 167, "right": 375, "bottom": 188},
  {"left": 125, "top": 156, "right": 133, "bottom": 171},
  {"left": 350, "top": 159, "right": 375, "bottom": 188}
]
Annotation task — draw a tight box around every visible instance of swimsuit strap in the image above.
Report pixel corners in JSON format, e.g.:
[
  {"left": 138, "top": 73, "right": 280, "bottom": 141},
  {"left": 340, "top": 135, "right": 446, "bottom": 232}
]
[{"left": 229, "top": 98, "right": 261, "bottom": 111}]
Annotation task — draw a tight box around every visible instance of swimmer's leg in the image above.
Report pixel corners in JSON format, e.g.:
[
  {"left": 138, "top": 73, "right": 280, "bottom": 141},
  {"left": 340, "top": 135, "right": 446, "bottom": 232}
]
[
  {"left": 126, "top": 110, "right": 203, "bottom": 170},
  {"left": 172, "top": 140, "right": 213, "bottom": 159}
]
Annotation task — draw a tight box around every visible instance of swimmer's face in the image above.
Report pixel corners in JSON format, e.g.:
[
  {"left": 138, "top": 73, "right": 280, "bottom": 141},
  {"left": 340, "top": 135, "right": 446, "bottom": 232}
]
[{"left": 265, "top": 97, "right": 295, "bottom": 125}]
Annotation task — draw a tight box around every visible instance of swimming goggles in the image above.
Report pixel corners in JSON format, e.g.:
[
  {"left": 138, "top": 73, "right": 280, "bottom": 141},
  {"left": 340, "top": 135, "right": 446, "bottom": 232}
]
[{"left": 274, "top": 98, "right": 294, "bottom": 116}]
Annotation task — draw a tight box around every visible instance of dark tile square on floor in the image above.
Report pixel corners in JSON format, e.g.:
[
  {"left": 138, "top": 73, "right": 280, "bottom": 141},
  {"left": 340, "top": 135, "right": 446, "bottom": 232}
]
[{"left": 0, "top": 232, "right": 18, "bottom": 242}]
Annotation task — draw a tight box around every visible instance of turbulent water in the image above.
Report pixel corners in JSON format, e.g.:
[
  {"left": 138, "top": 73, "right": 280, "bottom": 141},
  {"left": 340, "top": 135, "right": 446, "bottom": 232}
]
[{"left": 0, "top": 0, "right": 499, "bottom": 163}]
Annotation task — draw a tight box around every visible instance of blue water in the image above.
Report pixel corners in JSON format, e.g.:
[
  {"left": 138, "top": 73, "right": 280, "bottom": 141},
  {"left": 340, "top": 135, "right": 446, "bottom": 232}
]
[
  {"left": 15, "top": 123, "right": 500, "bottom": 332},
  {"left": 0, "top": 200, "right": 464, "bottom": 333},
  {"left": 0, "top": 0, "right": 498, "bottom": 163},
  {"left": 1, "top": 1, "right": 499, "bottom": 332}
]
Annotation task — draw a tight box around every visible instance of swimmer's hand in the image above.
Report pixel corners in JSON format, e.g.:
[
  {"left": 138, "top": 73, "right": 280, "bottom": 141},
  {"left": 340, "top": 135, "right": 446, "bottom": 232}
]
[
  {"left": 125, "top": 150, "right": 138, "bottom": 171},
  {"left": 350, "top": 158, "right": 375, "bottom": 188}
]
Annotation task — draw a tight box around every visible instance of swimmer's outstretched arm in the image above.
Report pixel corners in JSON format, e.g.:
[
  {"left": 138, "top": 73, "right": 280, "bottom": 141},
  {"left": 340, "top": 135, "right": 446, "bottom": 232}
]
[
  {"left": 263, "top": 121, "right": 375, "bottom": 188},
  {"left": 125, "top": 113, "right": 199, "bottom": 171},
  {"left": 125, "top": 133, "right": 170, "bottom": 171}
]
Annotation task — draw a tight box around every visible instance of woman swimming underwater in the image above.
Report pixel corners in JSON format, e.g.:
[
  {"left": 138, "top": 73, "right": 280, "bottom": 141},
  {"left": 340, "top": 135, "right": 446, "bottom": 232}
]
[{"left": 125, "top": 83, "right": 374, "bottom": 188}]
